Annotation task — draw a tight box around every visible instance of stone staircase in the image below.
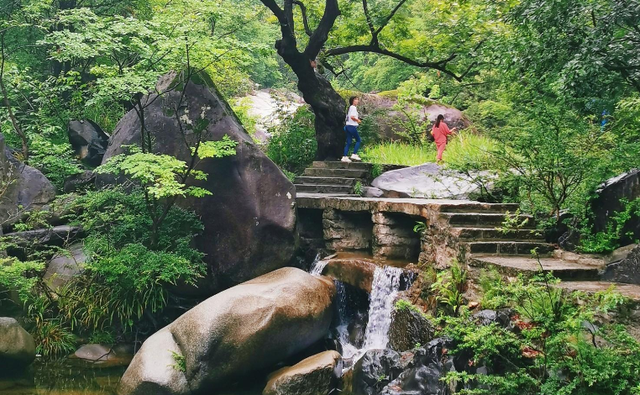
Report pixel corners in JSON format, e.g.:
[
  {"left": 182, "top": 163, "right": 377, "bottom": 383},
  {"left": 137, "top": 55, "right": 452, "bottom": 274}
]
[
  {"left": 439, "top": 204, "right": 640, "bottom": 299},
  {"left": 295, "top": 161, "right": 373, "bottom": 196}
]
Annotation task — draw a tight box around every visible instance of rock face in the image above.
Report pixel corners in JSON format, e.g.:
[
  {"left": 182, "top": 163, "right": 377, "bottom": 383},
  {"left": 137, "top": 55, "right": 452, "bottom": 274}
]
[
  {"left": 603, "top": 244, "right": 640, "bottom": 284},
  {"left": 263, "top": 350, "right": 342, "bottom": 395},
  {"left": 0, "top": 133, "right": 56, "bottom": 227},
  {"left": 101, "top": 71, "right": 297, "bottom": 292},
  {"left": 388, "top": 306, "right": 435, "bottom": 352},
  {"left": 372, "top": 164, "right": 492, "bottom": 200},
  {"left": 592, "top": 169, "right": 640, "bottom": 246},
  {"left": 68, "top": 120, "right": 110, "bottom": 167},
  {"left": 0, "top": 317, "right": 36, "bottom": 369},
  {"left": 118, "top": 267, "right": 336, "bottom": 395}
]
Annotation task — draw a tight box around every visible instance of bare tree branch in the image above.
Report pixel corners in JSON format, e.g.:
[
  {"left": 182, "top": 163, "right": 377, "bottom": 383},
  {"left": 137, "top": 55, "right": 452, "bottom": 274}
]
[
  {"left": 293, "top": 0, "right": 313, "bottom": 37},
  {"left": 304, "top": 0, "right": 340, "bottom": 60}
]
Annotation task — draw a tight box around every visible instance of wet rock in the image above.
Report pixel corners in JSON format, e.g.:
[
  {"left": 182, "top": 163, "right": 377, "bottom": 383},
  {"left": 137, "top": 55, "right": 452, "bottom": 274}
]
[
  {"left": 381, "top": 338, "right": 457, "bottom": 395},
  {"left": 44, "top": 243, "right": 86, "bottom": 291},
  {"left": 101, "top": 71, "right": 297, "bottom": 294},
  {"left": 372, "top": 164, "right": 493, "bottom": 200},
  {"left": 70, "top": 344, "right": 133, "bottom": 368},
  {"left": 68, "top": 120, "right": 110, "bottom": 167},
  {"left": 323, "top": 257, "right": 377, "bottom": 293},
  {"left": 0, "top": 133, "right": 56, "bottom": 228},
  {"left": 0, "top": 318, "right": 36, "bottom": 369},
  {"left": 352, "top": 349, "right": 404, "bottom": 395},
  {"left": 603, "top": 244, "right": 640, "bottom": 285},
  {"left": 63, "top": 170, "right": 96, "bottom": 193},
  {"left": 592, "top": 169, "right": 640, "bottom": 246},
  {"left": 263, "top": 350, "right": 342, "bottom": 395},
  {"left": 388, "top": 305, "right": 435, "bottom": 352},
  {"left": 118, "top": 268, "right": 335, "bottom": 395}
]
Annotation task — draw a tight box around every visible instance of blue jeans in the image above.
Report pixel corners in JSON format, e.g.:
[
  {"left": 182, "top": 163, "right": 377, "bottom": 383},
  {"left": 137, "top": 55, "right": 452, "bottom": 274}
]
[{"left": 343, "top": 125, "right": 361, "bottom": 156}]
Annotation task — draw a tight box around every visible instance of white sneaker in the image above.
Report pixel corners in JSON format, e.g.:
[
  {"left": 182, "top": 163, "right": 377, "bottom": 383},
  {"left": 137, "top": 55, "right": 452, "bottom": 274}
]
[
  {"left": 350, "top": 154, "right": 362, "bottom": 161},
  {"left": 341, "top": 156, "right": 352, "bottom": 163}
]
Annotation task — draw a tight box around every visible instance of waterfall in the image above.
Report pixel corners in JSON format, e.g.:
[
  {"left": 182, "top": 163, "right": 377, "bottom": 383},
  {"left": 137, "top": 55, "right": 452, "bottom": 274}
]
[
  {"left": 309, "top": 254, "right": 330, "bottom": 276},
  {"left": 361, "top": 266, "right": 403, "bottom": 350}
]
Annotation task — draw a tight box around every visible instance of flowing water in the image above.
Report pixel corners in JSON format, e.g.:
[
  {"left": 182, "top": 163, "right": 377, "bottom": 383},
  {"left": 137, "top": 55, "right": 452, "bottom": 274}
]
[
  {"left": 309, "top": 253, "right": 330, "bottom": 276},
  {"left": 312, "top": 256, "right": 406, "bottom": 368}
]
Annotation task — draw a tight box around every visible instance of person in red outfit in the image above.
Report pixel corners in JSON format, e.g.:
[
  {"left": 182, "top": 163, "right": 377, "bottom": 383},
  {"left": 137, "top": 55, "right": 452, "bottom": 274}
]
[{"left": 431, "top": 114, "right": 457, "bottom": 163}]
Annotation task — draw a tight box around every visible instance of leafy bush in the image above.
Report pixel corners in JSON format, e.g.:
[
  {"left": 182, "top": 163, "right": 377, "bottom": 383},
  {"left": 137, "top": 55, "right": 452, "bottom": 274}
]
[
  {"left": 266, "top": 106, "right": 317, "bottom": 174},
  {"left": 580, "top": 198, "right": 640, "bottom": 253}
]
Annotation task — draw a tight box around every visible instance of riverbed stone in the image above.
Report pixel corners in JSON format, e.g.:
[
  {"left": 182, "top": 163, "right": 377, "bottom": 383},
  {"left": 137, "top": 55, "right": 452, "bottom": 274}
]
[
  {"left": 0, "top": 318, "right": 36, "bottom": 369},
  {"left": 100, "top": 71, "right": 297, "bottom": 294},
  {"left": 263, "top": 350, "right": 342, "bottom": 395},
  {"left": 70, "top": 344, "right": 134, "bottom": 367},
  {"left": 118, "top": 267, "right": 336, "bottom": 395}
]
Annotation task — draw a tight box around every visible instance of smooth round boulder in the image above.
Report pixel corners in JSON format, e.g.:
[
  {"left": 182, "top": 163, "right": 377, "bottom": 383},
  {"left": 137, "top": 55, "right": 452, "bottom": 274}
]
[
  {"left": 118, "top": 267, "right": 336, "bottom": 395},
  {"left": 263, "top": 350, "right": 342, "bottom": 395},
  {"left": 0, "top": 133, "right": 56, "bottom": 227},
  {"left": 0, "top": 318, "right": 36, "bottom": 369}
]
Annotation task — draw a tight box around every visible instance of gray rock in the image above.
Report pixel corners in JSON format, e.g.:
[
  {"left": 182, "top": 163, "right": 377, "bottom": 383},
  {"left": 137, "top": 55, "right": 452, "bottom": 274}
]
[
  {"left": 389, "top": 305, "right": 435, "bottom": 352},
  {"left": 372, "top": 164, "right": 493, "bottom": 200},
  {"left": 70, "top": 344, "right": 133, "bottom": 368},
  {"left": 100, "top": 71, "right": 297, "bottom": 294},
  {"left": 603, "top": 244, "right": 640, "bottom": 284},
  {"left": 472, "top": 309, "right": 514, "bottom": 329},
  {"left": 44, "top": 243, "right": 86, "bottom": 291},
  {"left": 353, "top": 349, "right": 404, "bottom": 395},
  {"left": 63, "top": 170, "right": 96, "bottom": 193},
  {"left": 0, "top": 133, "right": 56, "bottom": 228},
  {"left": 68, "top": 120, "right": 110, "bottom": 167},
  {"left": 363, "top": 187, "right": 384, "bottom": 198},
  {"left": 592, "top": 169, "right": 640, "bottom": 246},
  {"left": 263, "top": 350, "right": 342, "bottom": 395},
  {"left": 2, "top": 225, "right": 82, "bottom": 248},
  {"left": 0, "top": 317, "right": 36, "bottom": 369},
  {"left": 381, "top": 338, "right": 457, "bottom": 395},
  {"left": 117, "top": 267, "right": 335, "bottom": 395}
]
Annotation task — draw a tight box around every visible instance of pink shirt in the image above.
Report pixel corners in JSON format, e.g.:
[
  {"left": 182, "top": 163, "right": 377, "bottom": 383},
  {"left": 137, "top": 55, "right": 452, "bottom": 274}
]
[{"left": 431, "top": 122, "right": 452, "bottom": 144}]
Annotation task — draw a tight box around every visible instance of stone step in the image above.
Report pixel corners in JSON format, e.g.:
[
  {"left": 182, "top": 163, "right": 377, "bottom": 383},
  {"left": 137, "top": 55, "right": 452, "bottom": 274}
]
[
  {"left": 442, "top": 212, "right": 536, "bottom": 228},
  {"left": 312, "top": 161, "right": 372, "bottom": 170},
  {"left": 296, "top": 184, "right": 355, "bottom": 194},
  {"left": 555, "top": 281, "right": 640, "bottom": 302},
  {"left": 469, "top": 255, "right": 603, "bottom": 281},
  {"left": 303, "top": 168, "right": 370, "bottom": 178},
  {"left": 456, "top": 227, "right": 544, "bottom": 242},
  {"left": 294, "top": 176, "right": 358, "bottom": 186},
  {"left": 439, "top": 202, "right": 521, "bottom": 214},
  {"left": 466, "top": 241, "right": 555, "bottom": 255}
]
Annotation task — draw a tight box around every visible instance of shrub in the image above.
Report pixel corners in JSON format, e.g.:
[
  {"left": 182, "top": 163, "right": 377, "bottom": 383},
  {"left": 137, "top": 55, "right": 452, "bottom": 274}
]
[{"left": 266, "top": 106, "right": 316, "bottom": 174}]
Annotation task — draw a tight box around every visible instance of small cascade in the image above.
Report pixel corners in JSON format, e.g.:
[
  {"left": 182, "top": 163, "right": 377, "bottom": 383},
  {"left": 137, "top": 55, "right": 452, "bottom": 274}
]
[
  {"left": 362, "top": 266, "right": 403, "bottom": 350},
  {"left": 309, "top": 254, "right": 330, "bottom": 276},
  {"left": 334, "top": 282, "right": 361, "bottom": 360}
]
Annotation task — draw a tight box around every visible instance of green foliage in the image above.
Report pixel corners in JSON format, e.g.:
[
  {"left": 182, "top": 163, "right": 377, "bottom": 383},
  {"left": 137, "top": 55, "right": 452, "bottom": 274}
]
[
  {"left": 580, "top": 198, "right": 640, "bottom": 253},
  {"left": 447, "top": 270, "right": 640, "bottom": 395},
  {"left": 395, "top": 299, "right": 427, "bottom": 319},
  {"left": 354, "top": 181, "right": 364, "bottom": 196},
  {"left": 413, "top": 221, "right": 427, "bottom": 235},
  {"left": 266, "top": 106, "right": 317, "bottom": 174},
  {"left": 170, "top": 350, "right": 187, "bottom": 373},
  {"left": 32, "top": 319, "right": 77, "bottom": 358},
  {"left": 432, "top": 260, "right": 468, "bottom": 316}
]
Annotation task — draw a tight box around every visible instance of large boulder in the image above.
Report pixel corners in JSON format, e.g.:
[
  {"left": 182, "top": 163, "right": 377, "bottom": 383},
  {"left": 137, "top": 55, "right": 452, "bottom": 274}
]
[
  {"left": 372, "top": 163, "right": 492, "bottom": 199},
  {"left": 351, "top": 94, "right": 471, "bottom": 142},
  {"left": 0, "top": 318, "right": 36, "bottom": 369},
  {"left": 592, "top": 169, "right": 640, "bottom": 245},
  {"left": 263, "top": 350, "right": 342, "bottom": 395},
  {"left": 0, "top": 133, "right": 56, "bottom": 228},
  {"left": 43, "top": 243, "right": 87, "bottom": 291},
  {"left": 68, "top": 120, "right": 110, "bottom": 167},
  {"left": 101, "top": 71, "right": 297, "bottom": 293},
  {"left": 118, "top": 267, "right": 336, "bottom": 395},
  {"left": 238, "top": 89, "right": 303, "bottom": 142}
]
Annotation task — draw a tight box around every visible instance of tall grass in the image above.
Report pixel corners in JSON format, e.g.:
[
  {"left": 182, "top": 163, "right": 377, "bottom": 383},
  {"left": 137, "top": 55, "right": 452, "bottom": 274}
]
[{"left": 361, "top": 132, "right": 497, "bottom": 170}]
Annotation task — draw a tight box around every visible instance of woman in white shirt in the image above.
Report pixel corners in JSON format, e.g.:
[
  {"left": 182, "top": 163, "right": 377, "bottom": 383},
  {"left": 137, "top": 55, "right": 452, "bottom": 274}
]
[{"left": 342, "top": 96, "right": 362, "bottom": 162}]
